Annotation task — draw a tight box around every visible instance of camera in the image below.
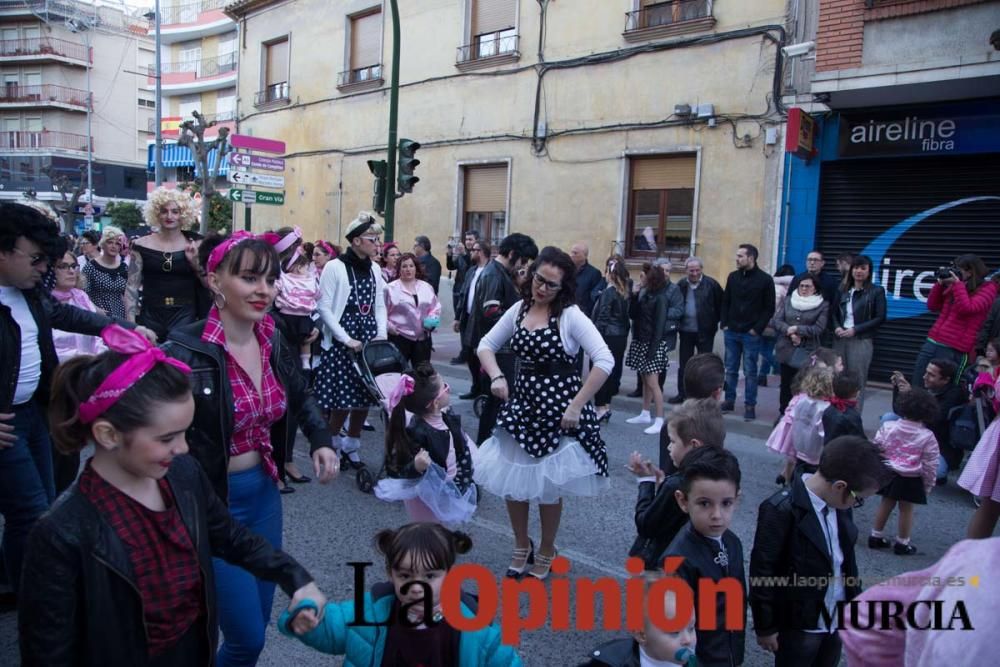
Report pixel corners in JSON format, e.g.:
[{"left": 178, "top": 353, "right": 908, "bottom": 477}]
[{"left": 936, "top": 264, "right": 959, "bottom": 281}]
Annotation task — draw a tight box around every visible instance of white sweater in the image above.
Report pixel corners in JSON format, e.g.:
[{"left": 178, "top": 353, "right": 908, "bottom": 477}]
[
  {"left": 477, "top": 302, "right": 615, "bottom": 375},
  {"left": 317, "top": 256, "right": 388, "bottom": 348}
]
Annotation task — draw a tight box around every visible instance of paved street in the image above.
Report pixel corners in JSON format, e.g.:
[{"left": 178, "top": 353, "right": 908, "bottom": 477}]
[{"left": 0, "top": 332, "right": 981, "bottom": 666}]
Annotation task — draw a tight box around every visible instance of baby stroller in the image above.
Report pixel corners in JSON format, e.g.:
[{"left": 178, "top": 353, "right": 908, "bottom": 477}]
[{"left": 346, "top": 340, "right": 409, "bottom": 493}]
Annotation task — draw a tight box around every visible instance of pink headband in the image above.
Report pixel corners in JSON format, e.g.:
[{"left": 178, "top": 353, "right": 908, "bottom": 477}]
[
  {"left": 205, "top": 231, "right": 281, "bottom": 274},
  {"left": 316, "top": 240, "right": 336, "bottom": 257},
  {"left": 387, "top": 374, "right": 415, "bottom": 412},
  {"left": 78, "top": 325, "right": 191, "bottom": 424},
  {"left": 274, "top": 226, "right": 302, "bottom": 254}
]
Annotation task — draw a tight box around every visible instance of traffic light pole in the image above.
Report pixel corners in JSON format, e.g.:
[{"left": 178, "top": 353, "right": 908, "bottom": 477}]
[{"left": 383, "top": 0, "right": 401, "bottom": 241}]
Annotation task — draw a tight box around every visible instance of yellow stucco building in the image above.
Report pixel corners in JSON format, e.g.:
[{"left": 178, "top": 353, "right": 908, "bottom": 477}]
[{"left": 224, "top": 0, "right": 788, "bottom": 281}]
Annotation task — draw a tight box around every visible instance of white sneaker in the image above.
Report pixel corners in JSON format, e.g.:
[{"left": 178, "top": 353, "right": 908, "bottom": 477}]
[
  {"left": 626, "top": 411, "right": 652, "bottom": 425},
  {"left": 643, "top": 417, "right": 664, "bottom": 435}
]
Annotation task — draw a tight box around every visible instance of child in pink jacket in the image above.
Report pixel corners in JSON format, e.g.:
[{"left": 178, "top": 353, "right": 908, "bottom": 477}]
[{"left": 869, "top": 388, "right": 940, "bottom": 555}]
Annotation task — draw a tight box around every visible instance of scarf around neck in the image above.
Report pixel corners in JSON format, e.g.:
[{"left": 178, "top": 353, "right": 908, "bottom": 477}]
[
  {"left": 790, "top": 291, "right": 825, "bottom": 311},
  {"left": 340, "top": 246, "right": 372, "bottom": 272}
]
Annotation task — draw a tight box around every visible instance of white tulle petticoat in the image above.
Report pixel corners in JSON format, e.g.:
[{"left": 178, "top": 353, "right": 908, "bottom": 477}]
[
  {"left": 473, "top": 429, "right": 610, "bottom": 505},
  {"left": 374, "top": 463, "right": 478, "bottom": 526}
]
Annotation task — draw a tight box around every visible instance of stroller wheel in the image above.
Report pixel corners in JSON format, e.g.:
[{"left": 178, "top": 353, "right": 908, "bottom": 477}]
[
  {"left": 339, "top": 454, "right": 351, "bottom": 472},
  {"left": 473, "top": 395, "right": 487, "bottom": 418},
  {"left": 357, "top": 467, "right": 374, "bottom": 493}
]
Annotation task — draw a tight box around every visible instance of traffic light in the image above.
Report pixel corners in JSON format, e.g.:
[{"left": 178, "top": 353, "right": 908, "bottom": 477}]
[
  {"left": 367, "top": 159, "right": 387, "bottom": 215},
  {"left": 397, "top": 138, "right": 421, "bottom": 194}
]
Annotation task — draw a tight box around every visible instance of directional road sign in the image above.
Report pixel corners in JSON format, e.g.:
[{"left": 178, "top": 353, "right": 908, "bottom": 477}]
[
  {"left": 230, "top": 134, "right": 285, "bottom": 154},
  {"left": 228, "top": 171, "right": 285, "bottom": 189},
  {"left": 229, "top": 153, "right": 285, "bottom": 172},
  {"left": 228, "top": 188, "right": 285, "bottom": 205}
]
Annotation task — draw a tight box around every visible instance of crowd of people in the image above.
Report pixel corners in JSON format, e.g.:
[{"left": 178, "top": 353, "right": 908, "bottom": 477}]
[{"left": 1, "top": 195, "right": 999, "bottom": 666}]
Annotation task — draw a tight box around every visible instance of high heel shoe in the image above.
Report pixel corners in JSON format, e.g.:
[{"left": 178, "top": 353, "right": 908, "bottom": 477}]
[
  {"left": 529, "top": 548, "right": 558, "bottom": 580},
  {"left": 597, "top": 410, "right": 613, "bottom": 424},
  {"left": 285, "top": 467, "right": 312, "bottom": 484},
  {"left": 505, "top": 540, "right": 535, "bottom": 578}
]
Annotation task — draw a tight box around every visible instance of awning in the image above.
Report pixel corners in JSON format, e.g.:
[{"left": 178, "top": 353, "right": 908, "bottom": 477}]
[{"left": 146, "top": 144, "right": 229, "bottom": 176}]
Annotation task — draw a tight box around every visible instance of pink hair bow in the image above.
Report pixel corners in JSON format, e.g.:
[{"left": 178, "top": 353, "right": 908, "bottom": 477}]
[
  {"left": 78, "top": 325, "right": 191, "bottom": 424},
  {"left": 205, "top": 231, "right": 283, "bottom": 274},
  {"left": 274, "top": 226, "right": 302, "bottom": 254},
  {"left": 387, "top": 374, "right": 415, "bottom": 412}
]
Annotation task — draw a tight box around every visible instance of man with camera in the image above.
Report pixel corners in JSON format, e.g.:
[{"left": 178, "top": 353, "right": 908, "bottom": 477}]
[
  {"left": 912, "top": 255, "right": 998, "bottom": 388},
  {"left": 447, "top": 231, "right": 480, "bottom": 364}
]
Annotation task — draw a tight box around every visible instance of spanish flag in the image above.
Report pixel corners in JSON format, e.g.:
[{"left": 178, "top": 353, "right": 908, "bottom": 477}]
[{"left": 161, "top": 116, "right": 182, "bottom": 136}]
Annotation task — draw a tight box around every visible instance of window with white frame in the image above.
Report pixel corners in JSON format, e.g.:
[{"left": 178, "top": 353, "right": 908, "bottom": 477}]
[
  {"left": 460, "top": 0, "right": 517, "bottom": 63},
  {"left": 463, "top": 164, "right": 508, "bottom": 248},
  {"left": 343, "top": 8, "right": 382, "bottom": 85}
]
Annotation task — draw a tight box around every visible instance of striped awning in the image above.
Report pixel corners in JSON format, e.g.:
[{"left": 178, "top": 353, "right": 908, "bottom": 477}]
[{"left": 146, "top": 144, "right": 229, "bottom": 176}]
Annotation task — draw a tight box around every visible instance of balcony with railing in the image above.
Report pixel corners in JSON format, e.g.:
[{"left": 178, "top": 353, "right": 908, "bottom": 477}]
[
  {"left": 0, "top": 36, "right": 90, "bottom": 66},
  {"left": 159, "top": 0, "right": 234, "bottom": 42},
  {"left": 147, "top": 52, "right": 237, "bottom": 93},
  {"left": 456, "top": 30, "right": 519, "bottom": 71},
  {"left": 337, "top": 64, "right": 383, "bottom": 91},
  {"left": 0, "top": 130, "right": 91, "bottom": 153},
  {"left": 623, "top": 0, "right": 715, "bottom": 42},
  {"left": 0, "top": 84, "right": 89, "bottom": 111},
  {"left": 254, "top": 81, "right": 289, "bottom": 108}
]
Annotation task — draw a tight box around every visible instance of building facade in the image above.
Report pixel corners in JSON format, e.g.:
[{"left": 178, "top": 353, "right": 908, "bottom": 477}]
[
  {"left": 224, "top": 0, "right": 789, "bottom": 284},
  {"left": 779, "top": 0, "right": 1000, "bottom": 378},
  {"left": 0, "top": 0, "right": 151, "bottom": 210},
  {"left": 146, "top": 0, "right": 237, "bottom": 189}
]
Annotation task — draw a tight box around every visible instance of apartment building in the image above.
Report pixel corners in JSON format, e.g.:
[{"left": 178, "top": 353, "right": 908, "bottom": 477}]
[
  {"left": 0, "top": 0, "right": 151, "bottom": 210},
  {"left": 146, "top": 0, "right": 236, "bottom": 188},
  {"left": 779, "top": 0, "right": 1000, "bottom": 378},
  {"left": 223, "top": 0, "right": 790, "bottom": 283}
]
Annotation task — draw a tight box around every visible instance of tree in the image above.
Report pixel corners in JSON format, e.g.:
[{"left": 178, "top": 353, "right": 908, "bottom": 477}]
[
  {"left": 40, "top": 164, "right": 86, "bottom": 234},
  {"left": 180, "top": 181, "right": 232, "bottom": 234},
  {"left": 105, "top": 201, "right": 144, "bottom": 231},
  {"left": 176, "top": 111, "right": 231, "bottom": 234}
]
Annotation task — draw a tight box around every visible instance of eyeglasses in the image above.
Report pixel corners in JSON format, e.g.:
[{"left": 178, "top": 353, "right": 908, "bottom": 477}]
[
  {"left": 11, "top": 247, "right": 47, "bottom": 266},
  {"left": 532, "top": 273, "right": 561, "bottom": 292},
  {"left": 361, "top": 236, "right": 381, "bottom": 244},
  {"left": 427, "top": 382, "right": 450, "bottom": 408},
  {"left": 55, "top": 262, "right": 78, "bottom": 271},
  {"left": 471, "top": 246, "right": 482, "bottom": 252},
  {"left": 807, "top": 256, "right": 823, "bottom": 263},
  {"left": 849, "top": 490, "right": 865, "bottom": 509}
]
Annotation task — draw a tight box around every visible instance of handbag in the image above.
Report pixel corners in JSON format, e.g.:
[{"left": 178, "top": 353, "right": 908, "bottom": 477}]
[{"left": 777, "top": 341, "right": 816, "bottom": 369}]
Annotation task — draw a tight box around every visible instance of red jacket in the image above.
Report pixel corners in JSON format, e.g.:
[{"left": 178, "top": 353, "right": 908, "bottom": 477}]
[{"left": 926, "top": 280, "right": 999, "bottom": 355}]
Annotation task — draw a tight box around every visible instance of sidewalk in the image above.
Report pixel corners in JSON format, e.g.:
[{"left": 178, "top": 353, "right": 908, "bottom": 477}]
[{"left": 428, "top": 329, "right": 893, "bottom": 441}]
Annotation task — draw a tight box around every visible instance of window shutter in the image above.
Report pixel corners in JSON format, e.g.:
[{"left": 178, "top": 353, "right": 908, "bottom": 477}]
[
  {"left": 465, "top": 165, "right": 508, "bottom": 212},
  {"left": 473, "top": 0, "right": 515, "bottom": 36},
  {"left": 351, "top": 11, "right": 382, "bottom": 69},
  {"left": 632, "top": 156, "right": 696, "bottom": 190},
  {"left": 266, "top": 39, "right": 288, "bottom": 84}
]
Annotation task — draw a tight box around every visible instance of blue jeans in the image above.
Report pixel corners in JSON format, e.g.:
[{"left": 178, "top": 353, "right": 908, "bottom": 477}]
[
  {"left": 214, "top": 465, "right": 282, "bottom": 667},
  {"left": 757, "top": 334, "right": 778, "bottom": 378},
  {"left": 724, "top": 330, "right": 762, "bottom": 407},
  {"left": 912, "top": 339, "right": 967, "bottom": 388},
  {"left": 0, "top": 402, "right": 55, "bottom": 592}
]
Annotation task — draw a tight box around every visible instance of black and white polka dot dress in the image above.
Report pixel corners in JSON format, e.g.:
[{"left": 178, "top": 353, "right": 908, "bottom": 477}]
[
  {"left": 313, "top": 262, "right": 378, "bottom": 411},
  {"left": 626, "top": 338, "right": 670, "bottom": 375},
  {"left": 82, "top": 260, "right": 127, "bottom": 320},
  {"left": 474, "top": 305, "right": 610, "bottom": 503}
]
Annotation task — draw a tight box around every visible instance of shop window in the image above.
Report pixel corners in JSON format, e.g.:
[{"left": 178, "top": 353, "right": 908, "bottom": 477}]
[
  {"left": 463, "top": 164, "right": 508, "bottom": 247},
  {"left": 626, "top": 155, "right": 696, "bottom": 260}
]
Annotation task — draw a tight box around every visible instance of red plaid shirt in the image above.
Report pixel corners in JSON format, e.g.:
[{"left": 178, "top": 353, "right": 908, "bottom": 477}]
[
  {"left": 79, "top": 463, "right": 203, "bottom": 657},
  {"left": 201, "top": 307, "right": 286, "bottom": 483}
]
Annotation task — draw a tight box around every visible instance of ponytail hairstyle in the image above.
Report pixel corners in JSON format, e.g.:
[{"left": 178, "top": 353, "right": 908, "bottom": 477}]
[
  {"left": 384, "top": 363, "right": 444, "bottom": 475},
  {"left": 48, "top": 351, "right": 192, "bottom": 454},
  {"left": 375, "top": 522, "right": 473, "bottom": 574},
  {"left": 605, "top": 254, "right": 630, "bottom": 299}
]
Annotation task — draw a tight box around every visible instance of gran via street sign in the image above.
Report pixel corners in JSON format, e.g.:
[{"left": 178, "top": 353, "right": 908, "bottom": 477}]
[{"left": 228, "top": 188, "right": 285, "bottom": 205}]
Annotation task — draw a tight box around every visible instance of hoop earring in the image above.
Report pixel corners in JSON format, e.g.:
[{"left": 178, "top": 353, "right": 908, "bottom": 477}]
[{"left": 213, "top": 291, "right": 227, "bottom": 310}]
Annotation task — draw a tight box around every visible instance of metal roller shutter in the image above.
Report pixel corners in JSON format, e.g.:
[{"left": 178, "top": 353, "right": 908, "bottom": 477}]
[
  {"left": 815, "top": 153, "right": 1000, "bottom": 382},
  {"left": 465, "top": 165, "right": 508, "bottom": 212},
  {"left": 351, "top": 10, "right": 382, "bottom": 69},
  {"left": 632, "top": 156, "right": 696, "bottom": 190},
  {"left": 473, "top": 0, "right": 516, "bottom": 36}
]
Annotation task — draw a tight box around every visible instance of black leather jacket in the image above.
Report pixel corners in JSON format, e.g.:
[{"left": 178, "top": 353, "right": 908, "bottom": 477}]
[
  {"left": 18, "top": 455, "right": 313, "bottom": 667},
  {"left": 832, "top": 284, "right": 887, "bottom": 339},
  {"left": 629, "top": 472, "right": 686, "bottom": 569},
  {"left": 579, "top": 638, "right": 641, "bottom": 667},
  {"left": 749, "top": 474, "right": 861, "bottom": 637},
  {"left": 389, "top": 411, "right": 475, "bottom": 493},
  {"left": 666, "top": 523, "right": 746, "bottom": 667},
  {"left": 677, "top": 275, "right": 724, "bottom": 337},
  {"left": 162, "top": 319, "right": 332, "bottom": 502},
  {"left": 592, "top": 285, "right": 631, "bottom": 338},
  {"left": 469, "top": 259, "right": 520, "bottom": 349},
  {"left": 631, "top": 284, "right": 683, "bottom": 353},
  {"left": 1, "top": 286, "right": 124, "bottom": 412}
]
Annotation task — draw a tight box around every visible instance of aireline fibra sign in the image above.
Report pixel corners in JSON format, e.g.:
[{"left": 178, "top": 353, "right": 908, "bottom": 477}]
[{"left": 838, "top": 109, "right": 1000, "bottom": 159}]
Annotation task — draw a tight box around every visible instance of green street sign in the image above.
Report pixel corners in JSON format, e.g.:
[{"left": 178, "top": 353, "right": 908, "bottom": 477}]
[{"left": 228, "top": 188, "right": 285, "bottom": 205}]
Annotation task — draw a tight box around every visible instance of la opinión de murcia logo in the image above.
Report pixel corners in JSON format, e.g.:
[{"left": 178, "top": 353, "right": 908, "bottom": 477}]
[
  {"left": 344, "top": 557, "right": 976, "bottom": 645},
  {"left": 849, "top": 117, "right": 957, "bottom": 151}
]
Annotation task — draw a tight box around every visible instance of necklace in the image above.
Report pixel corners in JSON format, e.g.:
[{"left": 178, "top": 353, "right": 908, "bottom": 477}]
[{"left": 348, "top": 265, "right": 375, "bottom": 316}]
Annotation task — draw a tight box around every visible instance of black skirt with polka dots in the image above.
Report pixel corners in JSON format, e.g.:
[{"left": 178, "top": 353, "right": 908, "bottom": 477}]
[
  {"left": 83, "top": 260, "right": 127, "bottom": 320},
  {"left": 494, "top": 307, "right": 609, "bottom": 477},
  {"left": 626, "top": 338, "right": 670, "bottom": 375}
]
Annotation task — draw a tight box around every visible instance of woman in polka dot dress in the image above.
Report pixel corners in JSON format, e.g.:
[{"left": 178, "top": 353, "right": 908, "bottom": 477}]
[
  {"left": 476, "top": 246, "right": 614, "bottom": 580},
  {"left": 82, "top": 226, "right": 128, "bottom": 319},
  {"left": 315, "top": 213, "right": 388, "bottom": 462}
]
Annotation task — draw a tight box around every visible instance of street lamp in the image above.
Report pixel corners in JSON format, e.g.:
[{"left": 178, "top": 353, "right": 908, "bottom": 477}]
[
  {"left": 143, "top": 1, "right": 163, "bottom": 187},
  {"left": 66, "top": 17, "right": 93, "bottom": 206}
]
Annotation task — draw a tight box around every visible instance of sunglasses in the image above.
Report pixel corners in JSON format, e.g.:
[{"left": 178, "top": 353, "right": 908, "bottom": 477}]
[
  {"left": 849, "top": 490, "right": 865, "bottom": 509},
  {"left": 532, "top": 273, "right": 561, "bottom": 292},
  {"left": 361, "top": 236, "right": 381, "bottom": 244},
  {"left": 11, "top": 247, "right": 47, "bottom": 266}
]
